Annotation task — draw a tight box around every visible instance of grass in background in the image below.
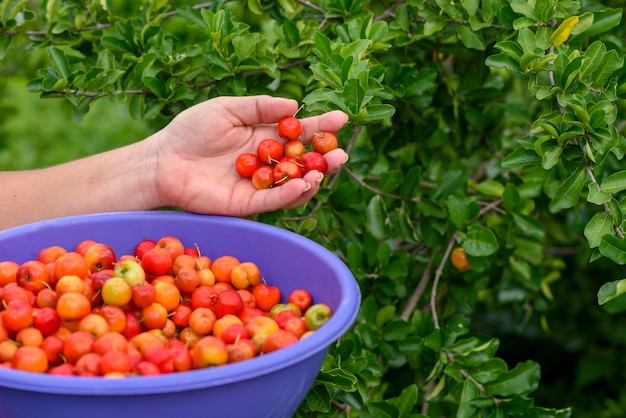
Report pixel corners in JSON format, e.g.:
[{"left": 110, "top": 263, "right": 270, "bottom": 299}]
[{"left": 0, "top": 77, "right": 153, "bottom": 171}]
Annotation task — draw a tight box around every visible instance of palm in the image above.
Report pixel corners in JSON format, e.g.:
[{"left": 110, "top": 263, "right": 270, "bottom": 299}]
[{"left": 151, "top": 96, "right": 349, "bottom": 216}]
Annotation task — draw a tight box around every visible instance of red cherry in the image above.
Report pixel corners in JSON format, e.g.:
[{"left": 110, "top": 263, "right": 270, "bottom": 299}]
[
  {"left": 257, "top": 139, "right": 284, "bottom": 165},
  {"left": 277, "top": 116, "right": 303, "bottom": 141},
  {"left": 312, "top": 131, "right": 338, "bottom": 154},
  {"left": 235, "top": 153, "right": 261, "bottom": 178},
  {"left": 273, "top": 161, "right": 303, "bottom": 186},
  {"left": 252, "top": 166, "right": 275, "bottom": 190},
  {"left": 301, "top": 152, "right": 328, "bottom": 175}
]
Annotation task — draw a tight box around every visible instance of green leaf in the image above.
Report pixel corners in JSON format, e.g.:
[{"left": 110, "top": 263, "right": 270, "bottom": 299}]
[
  {"left": 587, "top": 182, "right": 611, "bottom": 205},
  {"left": 314, "top": 32, "right": 332, "bottom": 61},
  {"left": 458, "top": 379, "right": 480, "bottom": 418},
  {"left": 542, "top": 145, "right": 562, "bottom": 170},
  {"left": 476, "top": 180, "right": 505, "bottom": 197},
  {"left": 512, "top": 214, "right": 545, "bottom": 238},
  {"left": 177, "top": 5, "right": 207, "bottom": 27},
  {"left": 424, "top": 17, "right": 446, "bottom": 35},
  {"left": 362, "top": 104, "right": 396, "bottom": 124},
  {"left": 0, "top": 36, "right": 11, "bottom": 60},
  {"left": 143, "top": 76, "right": 165, "bottom": 98},
  {"left": 399, "top": 166, "right": 422, "bottom": 198},
  {"left": 570, "top": 12, "right": 594, "bottom": 36},
  {"left": 463, "top": 225, "right": 499, "bottom": 257},
  {"left": 246, "top": 0, "right": 264, "bottom": 15},
  {"left": 382, "top": 319, "right": 412, "bottom": 341},
  {"left": 233, "top": 33, "right": 260, "bottom": 60},
  {"left": 282, "top": 20, "right": 299, "bottom": 47},
  {"left": 501, "top": 148, "right": 541, "bottom": 168},
  {"left": 510, "top": 256, "right": 532, "bottom": 282},
  {"left": 343, "top": 79, "right": 366, "bottom": 116},
  {"left": 510, "top": 0, "right": 537, "bottom": 20},
  {"left": 317, "top": 367, "right": 358, "bottom": 391},
  {"left": 485, "top": 53, "right": 522, "bottom": 73},
  {"left": 601, "top": 293, "right": 626, "bottom": 314},
  {"left": 304, "top": 384, "right": 331, "bottom": 412},
  {"left": 370, "top": 20, "right": 389, "bottom": 44},
  {"left": 460, "top": 0, "right": 479, "bottom": 16},
  {"left": 367, "top": 195, "right": 387, "bottom": 240},
  {"left": 600, "top": 171, "right": 626, "bottom": 194},
  {"left": 584, "top": 212, "right": 614, "bottom": 248},
  {"left": 310, "top": 63, "right": 343, "bottom": 90},
  {"left": 576, "top": 8, "right": 622, "bottom": 39},
  {"left": 448, "top": 195, "right": 471, "bottom": 231},
  {"left": 599, "top": 235, "right": 626, "bottom": 265},
  {"left": 549, "top": 168, "right": 586, "bottom": 212},
  {"left": 395, "top": 384, "right": 418, "bottom": 418},
  {"left": 533, "top": 0, "right": 554, "bottom": 21},
  {"left": 597, "top": 278, "right": 626, "bottom": 305},
  {"left": 484, "top": 361, "right": 541, "bottom": 397},
  {"left": 48, "top": 47, "right": 71, "bottom": 80},
  {"left": 128, "top": 94, "right": 145, "bottom": 120},
  {"left": 503, "top": 183, "right": 522, "bottom": 212},
  {"left": 457, "top": 25, "right": 485, "bottom": 50},
  {"left": 471, "top": 358, "right": 509, "bottom": 383}
]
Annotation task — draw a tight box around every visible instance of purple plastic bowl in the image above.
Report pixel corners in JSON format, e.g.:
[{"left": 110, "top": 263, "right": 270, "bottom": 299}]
[{"left": 0, "top": 211, "right": 360, "bottom": 418}]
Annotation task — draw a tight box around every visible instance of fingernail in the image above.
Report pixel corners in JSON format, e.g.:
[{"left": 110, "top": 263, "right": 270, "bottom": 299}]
[
  {"left": 304, "top": 182, "right": 312, "bottom": 192},
  {"left": 317, "top": 173, "right": 324, "bottom": 184},
  {"left": 342, "top": 153, "right": 349, "bottom": 164}
]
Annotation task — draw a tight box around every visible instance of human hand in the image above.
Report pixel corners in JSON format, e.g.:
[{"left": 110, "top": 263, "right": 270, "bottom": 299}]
[{"left": 145, "top": 95, "right": 350, "bottom": 216}]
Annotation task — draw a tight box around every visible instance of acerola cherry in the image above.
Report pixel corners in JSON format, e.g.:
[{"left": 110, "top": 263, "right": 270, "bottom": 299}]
[
  {"left": 277, "top": 116, "right": 303, "bottom": 141},
  {"left": 142, "top": 247, "right": 173, "bottom": 276},
  {"left": 283, "top": 140, "right": 306, "bottom": 159},
  {"left": 301, "top": 151, "right": 328, "bottom": 175},
  {"left": 273, "top": 161, "right": 303, "bottom": 186},
  {"left": 213, "top": 290, "right": 244, "bottom": 318},
  {"left": 252, "top": 283, "right": 281, "bottom": 312},
  {"left": 451, "top": 247, "right": 471, "bottom": 271},
  {"left": 251, "top": 166, "right": 274, "bottom": 190},
  {"left": 16, "top": 260, "right": 51, "bottom": 293},
  {"left": 235, "top": 153, "right": 261, "bottom": 178},
  {"left": 312, "top": 131, "right": 339, "bottom": 154},
  {"left": 261, "top": 329, "right": 298, "bottom": 354},
  {"left": 134, "top": 239, "right": 157, "bottom": 259},
  {"left": 287, "top": 289, "right": 313, "bottom": 313},
  {"left": 257, "top": 139, "right": 284, "bottom": 165}
]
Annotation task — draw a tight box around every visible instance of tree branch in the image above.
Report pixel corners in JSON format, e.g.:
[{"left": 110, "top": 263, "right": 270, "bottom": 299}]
[
  {"left": 430, "top": 232, "right": 458, "bottom": 330},
  {"left": 400, "top": 255, "right": 433, "bottom": 321}
]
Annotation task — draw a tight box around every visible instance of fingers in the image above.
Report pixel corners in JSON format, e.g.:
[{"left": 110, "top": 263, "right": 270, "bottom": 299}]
[
  {"left": 322, "top": 148, "right": 349, "bottom": 175},
  {"left": 298, "top": 111, "right": 349, "bottom": 144},
  {"left": 210, "top": 95, "right": 300, "bottom": 126},
  {"left": 273, "top": 173, "right": 324, "bottom": 210},
  {"left": 247, "top": 178, "right": 312, "bottom": 214},
  {"left": 207, "top": 95, "right": 349, "bottom": 138}
]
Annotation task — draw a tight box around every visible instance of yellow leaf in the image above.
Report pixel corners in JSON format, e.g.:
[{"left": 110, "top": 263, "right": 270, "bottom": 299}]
[{"left": 550, "top": 16, "right": 580, "bottom": 47}]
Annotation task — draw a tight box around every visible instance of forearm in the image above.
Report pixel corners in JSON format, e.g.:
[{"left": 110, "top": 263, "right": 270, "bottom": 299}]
[{"left": 0, "top": 139, "right": 159, "bottom": 231}]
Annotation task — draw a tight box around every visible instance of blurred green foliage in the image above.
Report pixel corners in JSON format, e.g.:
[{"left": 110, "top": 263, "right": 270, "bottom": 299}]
[{"left": 0, "top": 76, "right": 151, "bottom": 170}]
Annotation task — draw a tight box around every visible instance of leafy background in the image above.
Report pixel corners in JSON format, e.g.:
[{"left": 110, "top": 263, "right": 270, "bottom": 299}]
[{"left": 1, "top": 0, "right": 626, "bottom": 416}]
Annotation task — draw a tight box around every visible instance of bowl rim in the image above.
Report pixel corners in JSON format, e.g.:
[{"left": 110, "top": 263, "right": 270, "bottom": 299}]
[{"left": 0, "top": 211, "right": 361, "bottom": 395}]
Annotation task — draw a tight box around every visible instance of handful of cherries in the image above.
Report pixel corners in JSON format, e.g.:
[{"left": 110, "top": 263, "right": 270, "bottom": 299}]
[{"left": 235, "top": 116, "right": 339, "bottom": 190}]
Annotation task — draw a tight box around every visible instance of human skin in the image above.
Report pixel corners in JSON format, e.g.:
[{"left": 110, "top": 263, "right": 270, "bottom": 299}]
[{"left": 0, "top": 95, "right": 349, "bottom": 230}]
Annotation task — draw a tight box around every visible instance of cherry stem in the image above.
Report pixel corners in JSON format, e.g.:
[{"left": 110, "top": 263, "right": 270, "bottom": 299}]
[
  {"left": 274, "top": 176, "right": 289, "bottom": 185},
  {"left": 293, "top": 104, "right": 304, "bottom": 118}
]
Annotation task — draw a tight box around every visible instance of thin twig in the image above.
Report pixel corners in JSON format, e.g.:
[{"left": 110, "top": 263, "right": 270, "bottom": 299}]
[
  {"left": 374, "top": 0, "right": 405, "bottom": 23},
  {"left": 421, "top": 379, "right": 437, "bottom": 415},
  {"left": 295, "top": 0, "right": 325, "bottom": 14},
  {"left": 430, "top": 232, "right": 458, "bottom": 329},
  {"left": 400, "top": 255, "right": 433, "bottom": 321}
]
